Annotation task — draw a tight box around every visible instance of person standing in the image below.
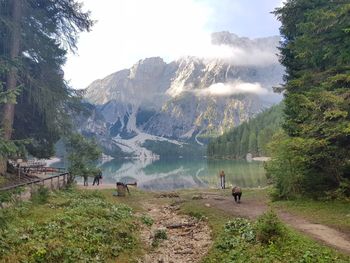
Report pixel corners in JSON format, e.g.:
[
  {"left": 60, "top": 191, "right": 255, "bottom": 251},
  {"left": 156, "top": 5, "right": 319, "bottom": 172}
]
[
  {"left": 219, "top": 170, "right": 226, "bottom": 189},
  {"left": 92, "top": 170, "right": 102, "bottom": 186},
  {"left": 83, "top": 174, "right": 88, "bottom": 186}
]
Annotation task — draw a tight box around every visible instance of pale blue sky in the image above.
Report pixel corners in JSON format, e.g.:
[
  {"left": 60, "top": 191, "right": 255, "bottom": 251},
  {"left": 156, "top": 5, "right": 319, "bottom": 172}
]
[
  {"left": 201, "top": 0, "right": 282, "bottom": 37},
  {"left": 64, "top": 0, "right": 284, "bottom": 89}
]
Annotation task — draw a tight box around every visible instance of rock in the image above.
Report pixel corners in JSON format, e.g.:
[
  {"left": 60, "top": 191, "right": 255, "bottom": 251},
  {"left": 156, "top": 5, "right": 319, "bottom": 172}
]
[{"left": 205, "top": 203, "right": 211, "bottom": 207}]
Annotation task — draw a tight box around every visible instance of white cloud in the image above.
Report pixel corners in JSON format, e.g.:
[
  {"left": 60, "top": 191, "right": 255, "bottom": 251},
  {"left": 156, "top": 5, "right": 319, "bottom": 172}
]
[
  {"left": 196, "top": 81, "right": 269, "bottom": 96},
  {"left": 63, "top": 0, "right": 281, "bottom": 89},
  {"left": 208, "top": 46, "right": 278, "bottom": 66},
  {"left": 64, "top": 0, "right": 212, "bottom": 89}
]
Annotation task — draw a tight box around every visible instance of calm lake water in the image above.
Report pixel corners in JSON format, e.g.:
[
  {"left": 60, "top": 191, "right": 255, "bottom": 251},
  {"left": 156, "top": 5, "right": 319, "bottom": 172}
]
[{"left": 70, "top": 158, "right": 267, "bottom": 191}]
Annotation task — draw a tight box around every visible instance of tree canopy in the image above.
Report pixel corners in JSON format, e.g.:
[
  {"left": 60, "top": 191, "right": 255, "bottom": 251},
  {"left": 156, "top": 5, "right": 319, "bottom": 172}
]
[
  {"left": 266, "top": 0, "right": 350, "bottom": 198},
  {"left": 0, "top": 0, "right": 93, "bottom": 162}
]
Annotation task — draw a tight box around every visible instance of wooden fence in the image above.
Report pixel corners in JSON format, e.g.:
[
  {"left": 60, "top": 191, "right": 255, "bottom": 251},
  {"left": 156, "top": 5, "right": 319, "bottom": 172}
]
[{"left": 0, "top": 172, "right": 69, "bottom": 192}]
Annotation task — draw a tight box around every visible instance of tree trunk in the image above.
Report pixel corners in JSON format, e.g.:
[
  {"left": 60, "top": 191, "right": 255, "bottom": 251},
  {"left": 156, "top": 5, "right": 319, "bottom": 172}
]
[
  {"left": 0, "top": 0, "right": 22, "bottom": 175},
  {"left": 2, "top": 0, "right": 21, "bottom": 140}
]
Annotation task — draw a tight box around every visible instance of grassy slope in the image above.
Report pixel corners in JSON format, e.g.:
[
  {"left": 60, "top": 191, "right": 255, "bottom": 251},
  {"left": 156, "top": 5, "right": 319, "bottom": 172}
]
[{"left": 0, "top": 189, "right": 142, "bottom": 263}]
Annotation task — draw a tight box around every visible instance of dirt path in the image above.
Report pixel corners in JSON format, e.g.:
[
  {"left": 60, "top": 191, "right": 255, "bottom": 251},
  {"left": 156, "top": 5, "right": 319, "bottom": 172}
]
[
  {"left": 137, "top": 202, "right": 212, "bottom": 263},
  {"left": 199, "top": 192, "right": 350, "bottom": 254}
]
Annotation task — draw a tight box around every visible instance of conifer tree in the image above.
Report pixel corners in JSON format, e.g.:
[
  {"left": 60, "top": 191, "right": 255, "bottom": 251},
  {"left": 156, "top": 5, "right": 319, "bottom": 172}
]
[
  {"left": 0, "top": 0, "right": 93, "bottom": 174},
  {"left": 268, "top": 0, "right": 350, "bottom": 197}
]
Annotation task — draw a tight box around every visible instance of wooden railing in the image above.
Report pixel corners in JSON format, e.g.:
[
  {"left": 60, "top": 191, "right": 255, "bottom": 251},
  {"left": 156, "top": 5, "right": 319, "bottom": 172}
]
[{"left": 0, "top": 172, "right": 69, "bottom": 192}]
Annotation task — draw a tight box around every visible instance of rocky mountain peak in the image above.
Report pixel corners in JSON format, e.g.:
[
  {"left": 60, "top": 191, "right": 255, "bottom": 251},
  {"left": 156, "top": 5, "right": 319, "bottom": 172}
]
[{"left": 80, "top": 32, "right": 284, "bottom": 158}]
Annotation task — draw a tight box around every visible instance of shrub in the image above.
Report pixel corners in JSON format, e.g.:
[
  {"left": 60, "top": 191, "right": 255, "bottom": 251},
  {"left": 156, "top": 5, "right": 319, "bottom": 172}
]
[
  {"left": 255, "top": 210, "right": 285, "bottom": 244},
  {"left": 216, "top": 218, "right": 255, "bottom": 251},
  {"left": 152, "top": 229, "right": 167, "bottom": 247},
  {"left": 31, "top": 186, "right": 50, "bottom": 204},
  {"left": 141, "top": 215, "right": 154, "bottom": 226}
]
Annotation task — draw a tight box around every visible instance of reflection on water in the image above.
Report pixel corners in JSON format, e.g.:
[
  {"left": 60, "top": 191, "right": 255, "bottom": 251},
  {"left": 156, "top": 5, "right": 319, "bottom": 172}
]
[{"left": 86, "top": 158, "right": 266, "bottom": 191}]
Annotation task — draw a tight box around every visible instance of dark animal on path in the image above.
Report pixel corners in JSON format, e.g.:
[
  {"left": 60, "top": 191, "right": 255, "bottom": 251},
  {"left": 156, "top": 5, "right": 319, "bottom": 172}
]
[{"left": 232, "top": 186, "right": 242, "bottom": 203}]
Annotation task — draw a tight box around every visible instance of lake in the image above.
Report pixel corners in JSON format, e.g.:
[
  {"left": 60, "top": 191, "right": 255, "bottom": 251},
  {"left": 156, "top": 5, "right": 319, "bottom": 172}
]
[{"left": 74, "top": 158, "right": 267, "bottom": 191}]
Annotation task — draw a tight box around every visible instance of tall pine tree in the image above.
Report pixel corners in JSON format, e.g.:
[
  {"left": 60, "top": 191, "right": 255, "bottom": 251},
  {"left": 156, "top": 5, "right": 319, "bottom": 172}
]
[
  {"left": 0, "top": 0, "right": 93, "bottom": 174},
  {"left": 269, "top": 0, "right": 350, "bottom": 197}
]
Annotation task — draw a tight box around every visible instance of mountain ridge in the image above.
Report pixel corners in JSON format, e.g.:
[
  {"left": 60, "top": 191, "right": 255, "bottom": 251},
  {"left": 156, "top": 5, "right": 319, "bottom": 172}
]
[{"left": 78, "top": 32, "right": 284, "bottom": 158}]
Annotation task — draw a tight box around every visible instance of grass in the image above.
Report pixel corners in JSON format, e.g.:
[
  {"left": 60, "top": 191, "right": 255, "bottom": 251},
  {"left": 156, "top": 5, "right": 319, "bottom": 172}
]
[
  {"left": 0, "top": 188, "right": 142, "bottom": 263},
  {"left": 178, "top": 192, "right": 350, "bottom": 263},
  {"left": 0, "top": 176, "right": 7, "bottom": 186},
  {"left": 1, "top": 186, "right": 349, "bottom": 262},
  {"left": 272, "top": 198, "right": 350, "bottom": 234}
]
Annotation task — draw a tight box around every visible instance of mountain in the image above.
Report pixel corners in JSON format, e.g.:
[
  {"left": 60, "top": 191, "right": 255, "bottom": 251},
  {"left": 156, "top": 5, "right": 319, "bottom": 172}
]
[{"left": 78, "top": 32, "right": 284, "bottom": 158}]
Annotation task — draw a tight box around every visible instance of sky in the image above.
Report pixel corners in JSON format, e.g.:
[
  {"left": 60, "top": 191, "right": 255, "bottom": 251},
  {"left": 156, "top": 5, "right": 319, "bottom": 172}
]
[{"left": 64, "top": 0, "right": 284, "bottom": 90}]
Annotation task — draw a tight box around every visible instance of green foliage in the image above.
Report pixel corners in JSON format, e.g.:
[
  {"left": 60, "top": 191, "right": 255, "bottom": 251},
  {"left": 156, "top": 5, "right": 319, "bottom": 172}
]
[
  {"left": 0, "top": 187, "right": 24, "bottom": 207},
  {"left": 152, "top": 229, "right": 168, "bottom": 247},
  {"left": 269, "top": 1, "right": 350, "bottom": 198},
  {"left": 0, "top": 90, "right": 28, "bottom": 162},
  {"left": 208, "top": 104, "right": 283, "bottom": 159},
  {"left": 66, "top": 133, "right": 102, "bottom": 184},
  {"left": 0, "top": 89, "right": 20, "bottom": 105},
  {"left": 265, "top": 131, "right": 305, "bottom": 199},
  {"left": 255, "top": 210, "right": 286, "bottom": 244},
  {"left": 31, "top": 186, "right": 50, "bottom": 205},
  {"left": 0, "top": 210, "right": 8, "bottom": 233},
  {"left": 0, "top": 189, "right": 139, "bottom": 262},
  {"left": 141, "top": 214, "right": 154, "bottom": 226},
  {"left": 188, "top": 210, "right": 207, "bottom": 221},
  {"left": 216, "top": 218, "right": 256, "bottom": 251},
  {"left": 0, "top": 0, "right": 93, "bottom": 158},
  {"left": 204, "top": 216, "right": 349, "bottom": 263}
]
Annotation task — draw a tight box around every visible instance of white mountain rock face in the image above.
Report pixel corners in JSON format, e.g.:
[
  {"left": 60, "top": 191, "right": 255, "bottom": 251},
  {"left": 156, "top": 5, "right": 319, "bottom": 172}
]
[{"left": 79, "top": 32, "right": 284, "bottom": 158}]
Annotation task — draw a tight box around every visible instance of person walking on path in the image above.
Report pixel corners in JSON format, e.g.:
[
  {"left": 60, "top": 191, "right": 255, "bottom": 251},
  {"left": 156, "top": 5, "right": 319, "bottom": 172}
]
[
  {"left": 92, "top": 170, "right": 102, "bottom": 186},
  {"left": 232, "top": 186, "right": 242, "bottom": 203},
  {"left": 219, "top": 170, "right": 226, "bottom": 189}
]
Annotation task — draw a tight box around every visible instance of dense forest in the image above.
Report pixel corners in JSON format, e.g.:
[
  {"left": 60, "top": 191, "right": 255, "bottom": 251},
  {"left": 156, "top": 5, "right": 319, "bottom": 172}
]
[
  {"left": 266, "top": 1, "right": 350, "bottom": 199},
  {"left": 207, "top": 103, "right": 283, "bottom": 159}
]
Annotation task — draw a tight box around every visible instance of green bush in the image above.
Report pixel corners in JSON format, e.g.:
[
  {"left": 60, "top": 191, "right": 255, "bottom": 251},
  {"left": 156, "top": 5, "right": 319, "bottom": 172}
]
[
  {"left": 255, "top": 210, "right": 285, "bottom": 244},
  {"left": 141, "top": 214, "right": 154, "bottom": 226},
  {"left": 31, "top": 186, "right": 50, "bottom": 204},
  {"left": 216, "top": 218, "right": 255, "bottom": 251},
  {"left": 152, "top": 229, "right": 167, "bottom": 247}
]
